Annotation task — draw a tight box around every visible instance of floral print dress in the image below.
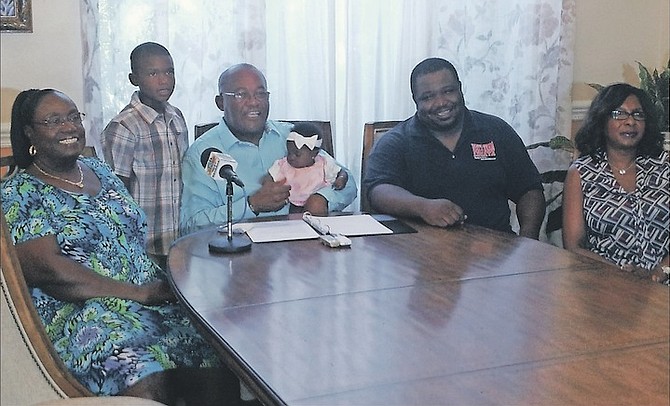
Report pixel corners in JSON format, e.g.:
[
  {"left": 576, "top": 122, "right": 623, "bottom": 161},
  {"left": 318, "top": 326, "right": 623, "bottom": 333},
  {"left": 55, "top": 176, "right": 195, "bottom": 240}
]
[{"left": 1, "top": 157, "right": 221, "bottom": 395}]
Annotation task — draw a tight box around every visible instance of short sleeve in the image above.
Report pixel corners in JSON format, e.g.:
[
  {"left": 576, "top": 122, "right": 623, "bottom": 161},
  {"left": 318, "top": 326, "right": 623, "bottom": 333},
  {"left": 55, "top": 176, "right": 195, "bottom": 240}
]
[
  {"left": 1, "top": 176, "right": 57, "bottom": 244},
  {"left": 268, "top": 159, "right": 286, "bottom": 182},
  {"left": 319, "top": 153, "right": 342, "bottom": 183}
]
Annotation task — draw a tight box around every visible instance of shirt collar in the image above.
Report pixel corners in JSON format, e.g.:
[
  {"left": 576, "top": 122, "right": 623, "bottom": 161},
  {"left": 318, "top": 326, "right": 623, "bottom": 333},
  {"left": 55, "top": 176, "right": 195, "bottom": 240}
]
[
  {"left": 129, "top": 91, "right": 179, "bottom": 124},
  {"left": 216, "top": 118, "right": 286, "bottom": 151}
]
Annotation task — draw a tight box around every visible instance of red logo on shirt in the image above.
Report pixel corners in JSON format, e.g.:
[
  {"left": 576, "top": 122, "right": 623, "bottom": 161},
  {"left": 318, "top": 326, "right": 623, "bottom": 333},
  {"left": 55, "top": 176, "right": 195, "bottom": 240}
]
[{"left": 471, "top": 142, "right": 496, "bottom": 160}]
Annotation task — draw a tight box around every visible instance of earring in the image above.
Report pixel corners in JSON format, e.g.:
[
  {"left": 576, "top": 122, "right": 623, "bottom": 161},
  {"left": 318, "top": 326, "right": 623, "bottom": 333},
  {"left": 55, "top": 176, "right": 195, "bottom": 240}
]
[{"left": 29, "top": 145, "right": 37, "bottom": 156}]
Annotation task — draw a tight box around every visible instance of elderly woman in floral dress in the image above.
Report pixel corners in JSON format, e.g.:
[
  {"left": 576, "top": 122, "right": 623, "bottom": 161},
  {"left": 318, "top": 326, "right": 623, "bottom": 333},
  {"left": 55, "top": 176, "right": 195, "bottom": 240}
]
[{"left": 1, "top": 88, "right": 242, "bottom": 405}]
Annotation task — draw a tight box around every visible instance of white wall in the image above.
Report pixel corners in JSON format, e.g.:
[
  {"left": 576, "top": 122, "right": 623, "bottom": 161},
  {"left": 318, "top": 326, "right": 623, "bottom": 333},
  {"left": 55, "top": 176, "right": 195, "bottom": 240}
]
[
  {"left": 0, "top": 0, "right": 83, "bottom": 103},
  {"left": 1, "top": 0, "right": 83, "bottom": 131},
  {"left": 572, "top": 0, "right": 670, "bottom": 102}
]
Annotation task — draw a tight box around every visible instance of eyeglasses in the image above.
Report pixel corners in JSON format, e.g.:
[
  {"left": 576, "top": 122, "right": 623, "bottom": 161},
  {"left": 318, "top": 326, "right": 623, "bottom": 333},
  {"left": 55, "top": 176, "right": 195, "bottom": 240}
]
[
  {"left": 610, "top": 110, "right": 645, "bottom": 121},
  {"left": 33, "top": 112, "right": 86, "bottom": 128},
  {"left": 222, "top": 90, "right": 270, "bottom": 102}
]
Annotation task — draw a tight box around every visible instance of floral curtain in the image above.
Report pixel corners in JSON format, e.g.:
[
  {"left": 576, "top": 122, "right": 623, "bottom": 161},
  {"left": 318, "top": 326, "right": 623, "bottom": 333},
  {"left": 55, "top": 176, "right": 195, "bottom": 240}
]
[{"left": 81, "top": 0, "right": 576, "bottom": 211}]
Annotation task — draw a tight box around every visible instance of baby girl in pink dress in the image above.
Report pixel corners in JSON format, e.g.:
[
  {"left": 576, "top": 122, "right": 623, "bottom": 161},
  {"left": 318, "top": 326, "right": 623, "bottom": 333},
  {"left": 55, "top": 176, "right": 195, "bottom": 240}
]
[{"left": 268, "top": 122, "right": 348, "bottom": 212}]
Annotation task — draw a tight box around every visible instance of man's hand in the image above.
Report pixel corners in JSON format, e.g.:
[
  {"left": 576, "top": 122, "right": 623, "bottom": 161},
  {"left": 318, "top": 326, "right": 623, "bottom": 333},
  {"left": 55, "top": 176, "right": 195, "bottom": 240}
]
[
  {"left": 332, "top": 170, "right": 348, "bottom": 190},
  {"left": 420, "top": 199, "right": 466, "bottom": 228},
  {"left": 250, "top": 178, "right": 291, "bottom": 213}
]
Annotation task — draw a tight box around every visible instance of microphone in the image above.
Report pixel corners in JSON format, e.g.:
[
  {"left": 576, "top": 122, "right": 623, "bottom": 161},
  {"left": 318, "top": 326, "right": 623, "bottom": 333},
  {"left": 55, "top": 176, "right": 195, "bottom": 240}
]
[
  {"left": 199, "top": 147, "right": 251, "bottom": 254},
  {"left": 200, "top": 148, "right": 245, "bottom": 187}
]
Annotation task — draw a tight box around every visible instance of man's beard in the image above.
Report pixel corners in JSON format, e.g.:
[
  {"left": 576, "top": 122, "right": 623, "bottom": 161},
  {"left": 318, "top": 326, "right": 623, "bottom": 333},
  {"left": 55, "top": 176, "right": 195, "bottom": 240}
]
[{"left": 420, "top": 104, "right": 464, "bottom": 134}]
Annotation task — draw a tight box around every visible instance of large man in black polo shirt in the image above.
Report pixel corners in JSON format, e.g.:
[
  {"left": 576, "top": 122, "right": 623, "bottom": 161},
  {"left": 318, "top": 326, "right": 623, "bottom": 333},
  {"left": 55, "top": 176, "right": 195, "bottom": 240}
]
[{"left": 364, "top": 57, "right": 546, "bottom": 239}]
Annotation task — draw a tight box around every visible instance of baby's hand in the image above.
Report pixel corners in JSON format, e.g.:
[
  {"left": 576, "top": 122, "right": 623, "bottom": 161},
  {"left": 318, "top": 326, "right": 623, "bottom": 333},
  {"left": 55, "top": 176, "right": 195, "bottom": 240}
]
[{"left": 333, "top": 170, "right": 348, "bottom": 190}]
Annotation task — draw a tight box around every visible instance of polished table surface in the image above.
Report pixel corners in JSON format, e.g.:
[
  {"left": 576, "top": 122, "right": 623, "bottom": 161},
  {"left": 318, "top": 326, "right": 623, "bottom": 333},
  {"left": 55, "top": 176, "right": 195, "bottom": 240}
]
[{"left": 167, "top": 217, "right": 669, "bottom": 406}]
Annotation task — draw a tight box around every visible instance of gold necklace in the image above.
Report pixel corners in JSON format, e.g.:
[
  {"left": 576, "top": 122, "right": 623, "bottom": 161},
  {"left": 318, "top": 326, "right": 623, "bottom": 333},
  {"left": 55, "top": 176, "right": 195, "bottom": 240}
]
[
  {"left": 610, "top": 160, "right": 636, "bottom": 175},
  {"left": 33, "top": 161, "right": 84, "bottom": 188}
]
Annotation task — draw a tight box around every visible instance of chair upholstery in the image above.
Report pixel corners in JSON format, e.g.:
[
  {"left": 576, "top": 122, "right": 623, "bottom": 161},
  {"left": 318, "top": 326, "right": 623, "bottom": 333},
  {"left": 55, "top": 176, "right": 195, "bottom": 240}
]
[
  {"left": 0, "top": 210, "right": 164, "bottom": 406},
  {"left": 0, "top": 154, "right": 18, "bottom": 180},
  {"left": 194, "top": 120, "right": 334, "bottom": 156},
  {"left": 360, "top": 121, "right": 401, "bottom": 213}
]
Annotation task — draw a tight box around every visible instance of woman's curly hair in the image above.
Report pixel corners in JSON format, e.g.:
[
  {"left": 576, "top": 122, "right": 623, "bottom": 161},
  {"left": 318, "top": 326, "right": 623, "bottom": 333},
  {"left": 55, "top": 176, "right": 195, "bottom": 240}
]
[{"left": 574, "top": 83, "right": 663, "bottom": 159}]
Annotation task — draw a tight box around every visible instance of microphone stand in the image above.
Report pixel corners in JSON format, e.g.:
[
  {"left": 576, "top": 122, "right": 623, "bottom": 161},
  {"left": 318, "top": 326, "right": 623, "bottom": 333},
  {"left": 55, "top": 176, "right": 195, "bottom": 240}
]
[{"left": 209, "top": 180, "right": 252, "bottom": 254}]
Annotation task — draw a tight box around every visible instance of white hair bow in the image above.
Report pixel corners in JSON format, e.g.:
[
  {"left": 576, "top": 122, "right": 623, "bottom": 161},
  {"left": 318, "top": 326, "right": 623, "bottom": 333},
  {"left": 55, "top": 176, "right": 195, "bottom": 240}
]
[{"left": 287, "top": 131, "right": 322, "bottom": 150}]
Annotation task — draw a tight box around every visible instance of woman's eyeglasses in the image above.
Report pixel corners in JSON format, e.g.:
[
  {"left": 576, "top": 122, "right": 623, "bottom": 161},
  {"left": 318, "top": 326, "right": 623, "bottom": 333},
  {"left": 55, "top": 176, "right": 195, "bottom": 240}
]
[
  {"left": 610, "top": 110, "right": 645, "bottom": 121},
  {"left": 33, "top": 112, "right": 86, "bottom": 128}
]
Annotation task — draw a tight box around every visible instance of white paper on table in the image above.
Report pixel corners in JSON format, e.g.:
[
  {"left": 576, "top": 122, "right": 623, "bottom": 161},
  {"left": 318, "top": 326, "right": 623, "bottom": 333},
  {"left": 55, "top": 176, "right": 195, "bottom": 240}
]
[
  {"left": 236, "top": 214, "right": 393, "bottom": 243},
  {"left": 237, "top": 220, "right": 320, "bottom": 243},
  {"left": 302, "top": 214, "right": 393, "bottom": 237}
]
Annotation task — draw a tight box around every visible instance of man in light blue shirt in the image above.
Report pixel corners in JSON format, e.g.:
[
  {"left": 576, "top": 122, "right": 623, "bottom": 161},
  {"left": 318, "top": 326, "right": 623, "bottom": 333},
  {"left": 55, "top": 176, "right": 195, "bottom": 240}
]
[{"left": 180, "top": 63, "right": 356, "bottom": 234}]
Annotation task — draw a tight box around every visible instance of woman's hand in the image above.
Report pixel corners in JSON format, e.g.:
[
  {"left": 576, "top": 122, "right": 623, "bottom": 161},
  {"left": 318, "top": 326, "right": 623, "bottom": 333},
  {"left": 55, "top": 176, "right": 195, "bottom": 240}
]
[
  {"left": 621, "top": 264, "right": 670, "bottom": 284},
  {"left": 651, "top": 265, "right": 670, "bottom": 284},
  {"left": 140, "top": 280, "right": 178, "bottom": 305}
]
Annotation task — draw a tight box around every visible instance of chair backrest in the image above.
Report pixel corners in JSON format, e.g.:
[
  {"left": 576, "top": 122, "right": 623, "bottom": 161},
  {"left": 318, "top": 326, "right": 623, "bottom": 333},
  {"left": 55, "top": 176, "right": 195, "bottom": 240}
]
[
  {"left": 194, "top": 120, "right": 334, "bottom": 156},
  {"left": 360, "top": 121, "right": 401, "bottom": 213},
  {"left": 0, "top": 154, "right": 17, "bottom": 180},
  {"left": 0, "top": 210, "right": 93, "bottom": 402},
  {"left": 1, "top": 146, "right": 97, "bottom": 181},
  {"left": 193, "top": 123, "right": 219, "bottom": 139}
]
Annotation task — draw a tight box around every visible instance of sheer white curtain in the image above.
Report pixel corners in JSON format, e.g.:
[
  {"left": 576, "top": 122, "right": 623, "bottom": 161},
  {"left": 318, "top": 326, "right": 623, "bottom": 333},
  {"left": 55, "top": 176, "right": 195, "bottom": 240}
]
[
  {"left": 81, "top": 0, "right": 576, "bottom": 210},
  {"left": 80, "top": 0, "right": 266, "bottom": 151}
]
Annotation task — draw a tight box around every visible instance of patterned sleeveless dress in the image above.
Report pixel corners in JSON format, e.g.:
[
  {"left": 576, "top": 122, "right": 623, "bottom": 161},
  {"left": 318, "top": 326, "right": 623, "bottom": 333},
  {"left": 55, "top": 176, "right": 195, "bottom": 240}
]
[
  {"left": 1, "top": 157, "right": 221, "bottom": 395},
  {"left": 574, "top": 150, "right": 669, "bottom": 271}
]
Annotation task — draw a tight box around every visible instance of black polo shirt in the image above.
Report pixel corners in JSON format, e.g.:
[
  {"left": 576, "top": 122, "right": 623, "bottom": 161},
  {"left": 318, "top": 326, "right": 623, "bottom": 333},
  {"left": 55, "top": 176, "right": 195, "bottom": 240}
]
[{"left": 364, "top": 109, "right": 543, "bottom": 233}]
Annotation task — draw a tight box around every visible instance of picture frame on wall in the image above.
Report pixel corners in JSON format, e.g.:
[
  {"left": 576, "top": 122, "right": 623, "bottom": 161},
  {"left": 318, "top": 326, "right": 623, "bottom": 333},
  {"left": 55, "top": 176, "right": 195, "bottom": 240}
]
[{"left": 1, "top": 0, "right": 32, "bottom": 33}]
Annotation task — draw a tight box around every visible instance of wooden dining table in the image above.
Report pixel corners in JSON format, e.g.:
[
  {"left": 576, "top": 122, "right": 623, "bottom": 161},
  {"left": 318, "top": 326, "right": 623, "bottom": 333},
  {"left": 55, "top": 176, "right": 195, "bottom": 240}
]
[{"left": 167, "top": 216, "right": 669, "bottom": 406}]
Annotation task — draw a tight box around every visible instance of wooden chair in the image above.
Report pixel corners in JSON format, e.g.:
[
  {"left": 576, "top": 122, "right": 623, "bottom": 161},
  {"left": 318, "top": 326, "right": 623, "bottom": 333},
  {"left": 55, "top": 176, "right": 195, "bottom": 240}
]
[
  {"left": 360, "top": 121, "right": 401, "bottom": 213},
  {"left": 0, "top": 154, "right": 17, "bottom": 179},
  {"left": 0, "top": 211, "right": 164, "bottom": 405},
  {"left": 193, "top": 122, "right": 219, "bottom": 139},
  {"left": 194, "top": 120, "right": 334, "bottom": 156}
]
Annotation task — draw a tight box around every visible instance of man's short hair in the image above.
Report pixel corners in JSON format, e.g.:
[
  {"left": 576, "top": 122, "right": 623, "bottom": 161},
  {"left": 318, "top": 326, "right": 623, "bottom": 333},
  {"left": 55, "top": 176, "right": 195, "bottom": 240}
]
[
  {"left": 410, "top": 57, "right": 460, "bottom": 97},
  {"left": 218, "top": 63, "right": 266, "bottom": 94}
]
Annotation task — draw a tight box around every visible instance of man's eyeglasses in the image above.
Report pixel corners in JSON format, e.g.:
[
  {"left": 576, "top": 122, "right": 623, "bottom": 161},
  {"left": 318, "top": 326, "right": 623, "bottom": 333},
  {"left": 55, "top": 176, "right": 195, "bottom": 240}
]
[
  {"left": 610, "top": 110, "right": 645, "bottom": 121},
  {"left": 222, "top": 90, "right": 270, "bottom": 102},
  {"left": 33, "top": 112, "right": 86, "bottom": 128}
]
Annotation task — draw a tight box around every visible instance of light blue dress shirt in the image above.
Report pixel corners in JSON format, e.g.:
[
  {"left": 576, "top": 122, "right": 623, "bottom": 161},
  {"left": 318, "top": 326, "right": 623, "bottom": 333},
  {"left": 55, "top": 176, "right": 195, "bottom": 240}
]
[{"left": 180, "top": 118, "right": 357, "bottom": 234}]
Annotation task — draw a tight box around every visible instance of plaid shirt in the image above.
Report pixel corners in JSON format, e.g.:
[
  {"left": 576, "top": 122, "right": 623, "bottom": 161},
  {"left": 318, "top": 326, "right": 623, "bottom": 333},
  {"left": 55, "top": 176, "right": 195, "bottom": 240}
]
[{"left": 101, "top": 91, "right": 188, "bottom": 256}]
